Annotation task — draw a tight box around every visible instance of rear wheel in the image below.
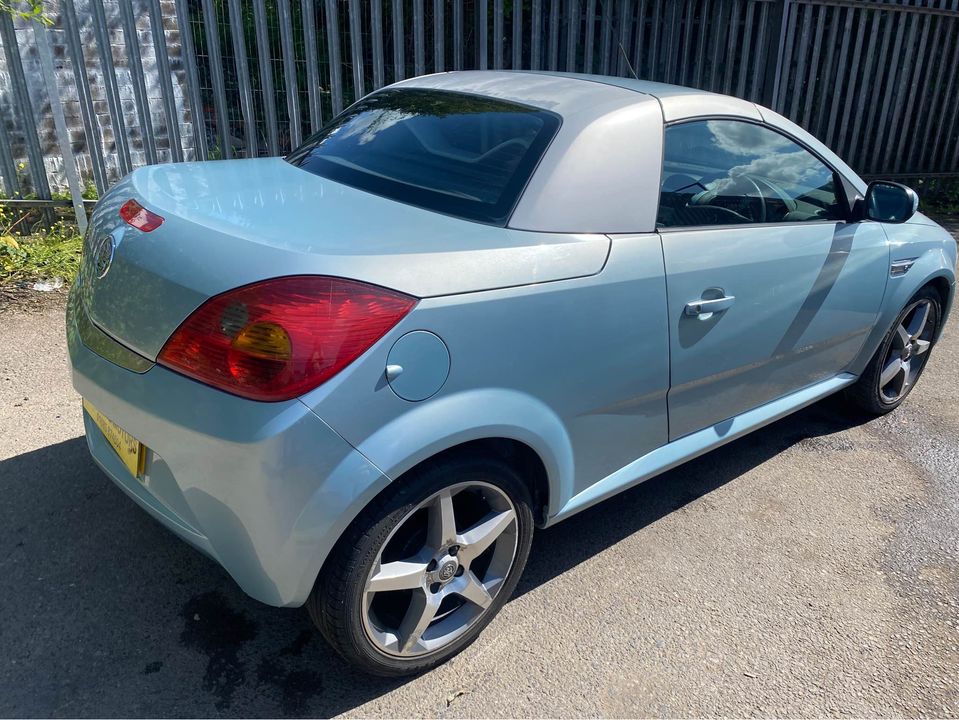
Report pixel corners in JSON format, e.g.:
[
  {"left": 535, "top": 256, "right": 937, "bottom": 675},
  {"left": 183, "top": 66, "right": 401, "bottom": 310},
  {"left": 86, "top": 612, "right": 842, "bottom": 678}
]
[
  {"left": 845, "top": 286, "right": 941, "bottom": 415},
  {"left": 308, "top": 454, "right": 534, "bottom": 676}
]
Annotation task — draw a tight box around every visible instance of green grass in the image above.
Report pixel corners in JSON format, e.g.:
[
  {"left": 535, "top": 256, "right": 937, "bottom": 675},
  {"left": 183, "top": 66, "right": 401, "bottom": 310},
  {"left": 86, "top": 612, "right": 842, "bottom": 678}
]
[{"left": 0, "top": 227, "right": 83, "bottom": 284}]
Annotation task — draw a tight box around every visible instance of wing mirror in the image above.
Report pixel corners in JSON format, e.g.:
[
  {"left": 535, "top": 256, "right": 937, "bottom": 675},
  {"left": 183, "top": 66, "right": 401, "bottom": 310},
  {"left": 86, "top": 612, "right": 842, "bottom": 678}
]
[{"left": 863, "top": 181, "right": 919, "bottom": 224}]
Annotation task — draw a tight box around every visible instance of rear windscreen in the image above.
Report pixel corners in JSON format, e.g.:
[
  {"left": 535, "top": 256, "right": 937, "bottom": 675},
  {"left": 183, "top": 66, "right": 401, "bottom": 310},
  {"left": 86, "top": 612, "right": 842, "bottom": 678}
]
[{"left": 285, "top": 88, "right": 561, "bottom": 225}]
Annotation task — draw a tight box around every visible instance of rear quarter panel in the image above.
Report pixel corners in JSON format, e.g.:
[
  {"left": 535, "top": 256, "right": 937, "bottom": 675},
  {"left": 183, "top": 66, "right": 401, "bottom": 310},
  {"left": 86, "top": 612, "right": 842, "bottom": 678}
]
[{"left": 299, "top": 233, "right": 670, "bottom": 517}]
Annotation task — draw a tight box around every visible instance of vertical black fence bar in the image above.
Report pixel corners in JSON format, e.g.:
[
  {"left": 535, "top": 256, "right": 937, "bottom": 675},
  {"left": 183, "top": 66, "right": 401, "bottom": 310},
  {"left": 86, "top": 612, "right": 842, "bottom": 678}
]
[
  {"left": 90, "top": 0, "right": 132, "bottom": 173},
  {"left": 721, "top": 0, "right": 739, "bottom": 94},
  {"left": 414, "top": 0, "right": 426, "bottom": 75},
  {"left": 0, "top": 119, "right": 18, "bottom": 197},
  {"left": 253, "top": 0, "right": 280, "bottom": 154},
  {"left": 662, "top": 1, "right": 681, "bottom": 85},
  {"left": 644, "top": 0, "right": 658, "bottom": 80},
  {"left": 736, "top": 1, "right": 755, "bottom": 98},
  {"left": 494, "top": 0, "right": 504, "bottom": 69},
  {"left": 372, "top": 0, "right": 386, "bottom": 87},
  {"left": 0, "top": 14, "right": 50, "bottom": 199},
  {"left": 478, "top": 0, "right": 489, "bottom": 69},
  {"left": 620, "top": 0, "right": 632, "bottom": 76},
  {"left": 304, "top": 0, "right": 325, "bottom": 130},
  {"left": 632, "top": 0, "right": 647, "bottom": 77},
  {"left": 0, "top": 25, "right": 21, "bottom": 196},
  {"left": 199, "top": 0, "right": 231, "bottom": 157},
  {"left": 147, "top": 0, "right": 183, "bottom": 163},
  {"left": 62, "top": 0, "right": 108, "bottom": 191},
  {"left": 565, "top": 0, "right": 578, "bottom": 72},
  {"left": 434, "top": 0, "right": 445, "bottom": 72},
  {"left": 676, "top": 0, "right": 696, "bottom": 85},
  {"left": 708, "top": 0, "right": 727, "bottom": 91},
  {"left": 770, "top": 0, "right": 793, "bottom": 110},
  {"left": 548, "top": 0, "right": 559, "bottom": 71},
  {"left": 583, "top": 0, "right": 595, "bottom": 73},
  {"left": 227, "top": 0, "right": 258, "bottom": 155},
  {"left": 786, "top": 3, "right": 811, "bottom": 120},
  {"left": 392, "top": 0, "right": 406, "bottom": 80},
  {"left": 453, "top": 0, "right": 463, "bottom": 70},
  {"left": 531, "top": 0, "right": 542, "bottom": 70},
  {"left": 693, "top": 0, "right": 709, "bottom": 88},
  {"left": 750, "top": 0, "right": 769, "bottom": 102},
  {"left": 513, "top": 0, "right": 524, "bottom": 68},
  {"left": 326, "top": 0, "right": 345, "bottom": 112},
  {"left": 119, "top": 0, "right": 158, "bottom": 164},
  {"left": 599, "top": 0, "right": 611, "bottom": 74}
]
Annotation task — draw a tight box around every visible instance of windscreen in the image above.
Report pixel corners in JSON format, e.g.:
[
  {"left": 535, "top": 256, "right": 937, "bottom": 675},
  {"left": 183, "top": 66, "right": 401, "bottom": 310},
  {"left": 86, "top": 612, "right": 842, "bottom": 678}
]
[{"left": 285, "top": 88, "right": 561, "bottom": 225}]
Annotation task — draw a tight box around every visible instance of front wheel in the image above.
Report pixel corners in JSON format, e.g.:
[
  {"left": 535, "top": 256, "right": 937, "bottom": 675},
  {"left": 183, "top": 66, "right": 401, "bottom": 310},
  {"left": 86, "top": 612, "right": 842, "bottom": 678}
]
[
  {"left": 307, "top": 454, "right": 534, "bottom": 676},
  {"left": 845, "top": 286, "right": 941, "bottom": 415}
]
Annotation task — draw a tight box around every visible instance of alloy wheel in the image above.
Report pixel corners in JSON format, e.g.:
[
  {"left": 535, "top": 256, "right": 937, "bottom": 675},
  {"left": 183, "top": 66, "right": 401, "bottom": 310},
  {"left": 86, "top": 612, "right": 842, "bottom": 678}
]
[
  {"left": 878, "top": 298, "right": 936, "bottom": 403},
  {"left": 361, "top": 481, "right": 519, "bottom": 657}
]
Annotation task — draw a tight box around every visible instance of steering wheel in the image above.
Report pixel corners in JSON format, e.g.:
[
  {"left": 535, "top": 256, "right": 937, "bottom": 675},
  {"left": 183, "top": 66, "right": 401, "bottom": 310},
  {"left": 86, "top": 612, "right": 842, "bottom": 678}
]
[{"left": 689, "top": 173, "right": 768, "bottom": 224}]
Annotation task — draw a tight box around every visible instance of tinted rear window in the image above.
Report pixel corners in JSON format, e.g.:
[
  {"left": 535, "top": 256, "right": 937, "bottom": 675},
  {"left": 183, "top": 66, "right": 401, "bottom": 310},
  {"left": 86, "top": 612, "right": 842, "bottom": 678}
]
[{"left": 285, "top": 88, "right": 560, "bottom": 225}]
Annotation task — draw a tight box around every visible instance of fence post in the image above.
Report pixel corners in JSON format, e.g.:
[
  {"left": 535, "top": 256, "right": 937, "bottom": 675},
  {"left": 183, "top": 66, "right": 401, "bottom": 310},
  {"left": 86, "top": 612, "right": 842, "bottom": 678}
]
[{"left": 33, "top": 20, "right": 87, "bottom": 233}]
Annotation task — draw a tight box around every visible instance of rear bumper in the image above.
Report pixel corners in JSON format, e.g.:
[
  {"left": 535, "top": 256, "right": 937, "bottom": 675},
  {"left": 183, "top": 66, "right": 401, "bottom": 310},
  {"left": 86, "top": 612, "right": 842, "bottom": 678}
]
[{"left": 67, "top": 287, "right": 390, "bottom": 607}]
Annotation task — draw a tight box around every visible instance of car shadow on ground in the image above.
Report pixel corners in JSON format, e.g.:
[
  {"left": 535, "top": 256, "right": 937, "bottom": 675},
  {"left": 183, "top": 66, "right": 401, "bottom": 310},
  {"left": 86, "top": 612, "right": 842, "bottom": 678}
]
[{"left": 0, "top": 397, "right": 871, "bottom": 718}]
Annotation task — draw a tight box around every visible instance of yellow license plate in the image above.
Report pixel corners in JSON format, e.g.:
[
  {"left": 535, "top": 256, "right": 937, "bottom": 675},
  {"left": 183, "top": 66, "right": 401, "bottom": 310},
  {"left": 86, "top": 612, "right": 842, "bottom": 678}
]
[{"left": 83, "top": 399, "right": 146, "bottom": 479}]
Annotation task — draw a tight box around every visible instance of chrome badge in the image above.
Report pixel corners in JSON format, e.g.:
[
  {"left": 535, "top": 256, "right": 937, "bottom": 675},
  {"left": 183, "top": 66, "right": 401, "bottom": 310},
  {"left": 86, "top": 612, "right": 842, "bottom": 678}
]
[{"left": 91, "top": 234, "right": 115, "bottom": 279}]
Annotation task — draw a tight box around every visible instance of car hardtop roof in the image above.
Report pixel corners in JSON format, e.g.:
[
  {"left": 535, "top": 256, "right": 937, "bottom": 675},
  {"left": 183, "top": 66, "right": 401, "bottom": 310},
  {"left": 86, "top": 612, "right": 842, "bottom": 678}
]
[{"left": 390, "top": 70, "right": 764, "bottom": 123}]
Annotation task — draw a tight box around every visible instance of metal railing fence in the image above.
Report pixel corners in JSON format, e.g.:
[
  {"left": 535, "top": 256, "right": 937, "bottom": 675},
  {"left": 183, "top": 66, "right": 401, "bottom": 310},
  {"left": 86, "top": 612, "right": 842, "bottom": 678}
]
[{"left": 0, "top": 0, "right": 957, "bottom": 229}]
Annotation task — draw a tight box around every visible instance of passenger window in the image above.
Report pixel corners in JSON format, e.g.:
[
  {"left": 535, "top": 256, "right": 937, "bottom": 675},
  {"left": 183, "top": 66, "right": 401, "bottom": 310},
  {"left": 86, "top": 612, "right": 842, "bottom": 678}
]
[{"left": 657, "top": 120, "right": 846, "bottom": 229}]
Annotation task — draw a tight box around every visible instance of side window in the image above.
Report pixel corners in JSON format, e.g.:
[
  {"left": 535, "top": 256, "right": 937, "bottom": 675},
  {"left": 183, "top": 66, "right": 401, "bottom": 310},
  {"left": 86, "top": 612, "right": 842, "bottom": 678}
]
[{"left": 657, "top": 120, "right": 846, "bottom": 229}]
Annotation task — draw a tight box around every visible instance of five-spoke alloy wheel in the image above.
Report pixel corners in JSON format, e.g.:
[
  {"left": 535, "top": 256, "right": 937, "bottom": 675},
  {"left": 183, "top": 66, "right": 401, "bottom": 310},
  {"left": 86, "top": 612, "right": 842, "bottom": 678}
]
[
  {"left": 308, "top": 454, "right": 534, "bottom": 676},
  {"left": 877, "top": 298, "right": 935, "bottom": 403},
  {"left": 846, "top": 286, "right": 941, "bottom": 415},
  {"left": 362, "top": 482, "right": 519, "bottom": 657}
]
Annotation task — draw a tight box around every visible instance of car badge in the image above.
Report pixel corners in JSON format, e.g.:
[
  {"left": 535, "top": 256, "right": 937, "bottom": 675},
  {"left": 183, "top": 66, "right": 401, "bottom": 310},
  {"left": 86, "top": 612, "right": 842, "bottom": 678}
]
[{"left": 92, "top": 234, "right": 116, "bottom": 279}]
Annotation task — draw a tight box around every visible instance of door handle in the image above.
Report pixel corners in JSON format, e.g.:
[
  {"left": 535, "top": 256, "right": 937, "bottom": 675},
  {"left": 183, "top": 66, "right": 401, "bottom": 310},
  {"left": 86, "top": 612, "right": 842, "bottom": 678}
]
[{"left": 684, "top": 294, "right": 735, "bottom": 316}]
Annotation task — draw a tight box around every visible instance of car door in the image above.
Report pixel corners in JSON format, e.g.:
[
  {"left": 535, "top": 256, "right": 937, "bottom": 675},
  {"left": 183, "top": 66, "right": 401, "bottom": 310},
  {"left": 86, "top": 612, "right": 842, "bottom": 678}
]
[{"left": 658, "top": 119, "right": 888, "bottom": 440}]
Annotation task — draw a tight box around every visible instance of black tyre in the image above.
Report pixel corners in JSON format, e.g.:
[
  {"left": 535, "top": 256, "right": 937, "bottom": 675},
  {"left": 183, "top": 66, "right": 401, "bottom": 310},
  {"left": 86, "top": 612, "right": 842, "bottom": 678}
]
[
  {"left": 845, "top": 285, "right": 941, "bottom": 415},
  {"left": 307, "top": 453, "right": 535, "bottom": 677}
]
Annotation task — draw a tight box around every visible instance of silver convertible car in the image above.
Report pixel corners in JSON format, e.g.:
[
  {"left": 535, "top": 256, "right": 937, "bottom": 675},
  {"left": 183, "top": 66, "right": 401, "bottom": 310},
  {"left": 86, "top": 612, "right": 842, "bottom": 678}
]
[{"left": 68, "top": 71, "right": 955, "bottom": 675}]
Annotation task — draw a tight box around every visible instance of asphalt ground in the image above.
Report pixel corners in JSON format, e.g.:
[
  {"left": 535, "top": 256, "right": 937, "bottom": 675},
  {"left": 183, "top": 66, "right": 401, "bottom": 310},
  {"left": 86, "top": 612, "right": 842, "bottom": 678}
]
[{"left": 1, "top": 271, "right": 957, "bottom": 717}]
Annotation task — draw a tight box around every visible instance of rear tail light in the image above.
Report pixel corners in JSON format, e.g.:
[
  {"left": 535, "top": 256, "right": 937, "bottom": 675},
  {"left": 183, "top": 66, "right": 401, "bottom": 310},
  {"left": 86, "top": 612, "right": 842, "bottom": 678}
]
[
  {"left": 120, "top": 199, "right": 164, "bottom": 232},
  {"left": 157, "top": 276, "right": 416, "bottom": 401}
]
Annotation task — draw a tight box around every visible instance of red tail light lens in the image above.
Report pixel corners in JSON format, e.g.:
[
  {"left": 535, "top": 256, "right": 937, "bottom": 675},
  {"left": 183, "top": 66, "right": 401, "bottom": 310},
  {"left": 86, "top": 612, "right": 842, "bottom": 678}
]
[
  {"left": 120, "top": 199, "right": 164, "bottom": 232},
  {"left": 157, "top": 276, "right": 416, "bottom": 401}
]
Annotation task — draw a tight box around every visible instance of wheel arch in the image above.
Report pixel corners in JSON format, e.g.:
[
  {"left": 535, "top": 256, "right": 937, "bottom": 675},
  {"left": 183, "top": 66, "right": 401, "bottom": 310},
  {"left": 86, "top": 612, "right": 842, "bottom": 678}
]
[
  {"left": 926, "top": 275, "right": 954, "bottom": 340},
  {"left": 849, "top": 252, "right": 955, "bottom": 377},
  {"left": 388, "top": 437, "right": 552, "bottom": 525},
  {"left": 349, "top": 388, "right": 574, "bottom": 519}
]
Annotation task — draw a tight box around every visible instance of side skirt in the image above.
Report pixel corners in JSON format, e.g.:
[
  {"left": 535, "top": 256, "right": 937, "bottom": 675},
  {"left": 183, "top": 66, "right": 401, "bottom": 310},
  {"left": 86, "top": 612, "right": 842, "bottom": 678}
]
[{"left": 547, "top": 373, "right": 857, "bottom": 525}]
